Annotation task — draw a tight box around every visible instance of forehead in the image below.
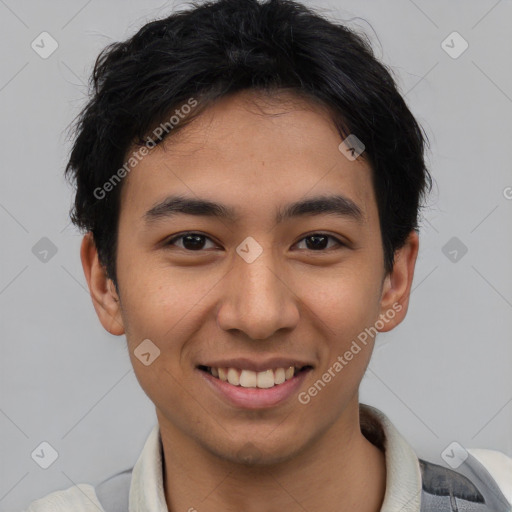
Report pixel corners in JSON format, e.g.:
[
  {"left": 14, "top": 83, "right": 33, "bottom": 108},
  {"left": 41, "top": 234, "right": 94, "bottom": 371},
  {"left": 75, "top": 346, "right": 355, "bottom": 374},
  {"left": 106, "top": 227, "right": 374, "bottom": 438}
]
[{"left": 118, "top": 90, "right": 377, "bottom": 225}]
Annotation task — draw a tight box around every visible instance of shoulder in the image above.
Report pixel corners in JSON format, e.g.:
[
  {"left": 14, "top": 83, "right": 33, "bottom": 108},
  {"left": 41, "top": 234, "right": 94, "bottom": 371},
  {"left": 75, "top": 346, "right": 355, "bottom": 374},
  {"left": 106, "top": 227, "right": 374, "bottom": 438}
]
[
  {"left": 24, "top": 483, "right": 104, "bottom": 512},
  {"left": 419, "top": 448, "right": 512, "bottom": 512},
  {"left": 467, "top": 448, "right": 512, "bottom": 504}
]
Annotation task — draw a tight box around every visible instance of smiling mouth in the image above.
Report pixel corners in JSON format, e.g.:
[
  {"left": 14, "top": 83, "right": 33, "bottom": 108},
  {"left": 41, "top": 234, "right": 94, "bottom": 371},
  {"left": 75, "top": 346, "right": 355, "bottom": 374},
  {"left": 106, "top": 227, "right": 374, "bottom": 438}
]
[{"left": 197, "top": 365, "right": 313, "bottom": 389}]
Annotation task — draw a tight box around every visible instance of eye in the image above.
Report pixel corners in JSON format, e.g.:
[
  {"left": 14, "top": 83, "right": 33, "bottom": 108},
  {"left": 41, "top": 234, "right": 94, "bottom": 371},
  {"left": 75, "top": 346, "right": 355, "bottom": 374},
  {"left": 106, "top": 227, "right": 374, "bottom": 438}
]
[
  {"left": 164, "top": 232, "right": 345, "bottom": 252},
  {"left": 294, "top": 233, "right": 344, "bottom": 251},
  {"left": 165, "top": 232, "right": 218, "bottom": 251}
]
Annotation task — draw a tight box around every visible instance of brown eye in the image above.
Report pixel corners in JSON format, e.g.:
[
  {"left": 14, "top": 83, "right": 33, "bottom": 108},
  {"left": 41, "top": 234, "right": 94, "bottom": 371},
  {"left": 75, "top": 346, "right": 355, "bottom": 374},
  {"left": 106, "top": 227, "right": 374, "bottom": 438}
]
[
  {"left": 295, "top": 233, "right": 344, "bottom": 251},
  {"left": 166, "top": 233, "right": 217, "bottom": 251},
  {"left": 164, "top": 232, "right": 344, "bottom": 252}
]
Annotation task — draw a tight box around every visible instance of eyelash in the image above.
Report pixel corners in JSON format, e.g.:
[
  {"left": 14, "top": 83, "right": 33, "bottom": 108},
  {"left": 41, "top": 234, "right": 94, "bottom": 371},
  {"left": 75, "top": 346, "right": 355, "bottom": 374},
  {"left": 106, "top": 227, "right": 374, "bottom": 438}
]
[{"left": 165, "top": 232, "right": 345, "bottom": 252}]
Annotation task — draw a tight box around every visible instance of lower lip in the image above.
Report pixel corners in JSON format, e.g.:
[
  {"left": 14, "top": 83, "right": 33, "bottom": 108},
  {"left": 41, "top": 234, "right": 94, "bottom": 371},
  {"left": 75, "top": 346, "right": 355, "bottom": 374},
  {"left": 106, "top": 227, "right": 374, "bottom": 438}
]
[{"left": 197, "top": 368, "right": 312, "bottom": 409}]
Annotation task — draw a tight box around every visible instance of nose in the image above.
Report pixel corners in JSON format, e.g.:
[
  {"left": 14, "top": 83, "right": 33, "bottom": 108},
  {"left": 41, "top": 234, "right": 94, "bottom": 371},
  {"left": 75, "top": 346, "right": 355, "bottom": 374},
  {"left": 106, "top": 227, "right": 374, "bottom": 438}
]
[{"left": 216, "top": 248, "right": 300, "bottom": 340}]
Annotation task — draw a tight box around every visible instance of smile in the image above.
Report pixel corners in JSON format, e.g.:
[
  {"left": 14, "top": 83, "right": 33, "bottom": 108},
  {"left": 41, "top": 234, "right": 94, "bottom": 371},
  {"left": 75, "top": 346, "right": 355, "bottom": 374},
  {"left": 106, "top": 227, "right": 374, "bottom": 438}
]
[{"left": 198, "top": 365, "right": 312, "bottom": 389}]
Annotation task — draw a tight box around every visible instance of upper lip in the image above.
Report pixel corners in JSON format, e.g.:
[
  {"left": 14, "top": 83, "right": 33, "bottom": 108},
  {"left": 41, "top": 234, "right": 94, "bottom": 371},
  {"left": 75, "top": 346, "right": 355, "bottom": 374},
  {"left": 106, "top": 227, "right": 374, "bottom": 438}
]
[{"left": 197, "top": 357, "right": 314, "bottom": 373}]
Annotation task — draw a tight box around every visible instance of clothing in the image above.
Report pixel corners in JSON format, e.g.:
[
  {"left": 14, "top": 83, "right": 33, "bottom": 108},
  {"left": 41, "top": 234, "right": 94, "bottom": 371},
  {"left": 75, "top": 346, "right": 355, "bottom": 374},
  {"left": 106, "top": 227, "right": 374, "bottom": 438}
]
[{"left": 24, "top": 404, "right": 512, "bottom": 511}]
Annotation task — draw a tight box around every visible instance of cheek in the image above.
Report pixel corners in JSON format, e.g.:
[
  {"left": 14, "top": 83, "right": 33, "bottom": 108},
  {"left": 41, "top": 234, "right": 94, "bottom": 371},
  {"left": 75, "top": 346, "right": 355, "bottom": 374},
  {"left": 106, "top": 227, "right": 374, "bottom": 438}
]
[
  {"left": 118, "top": 258, "right": 198, "bottom": 332},
  {"left": 118, "top": 268, "right": 197, "bottom": 409},
  {"left": 118, "top": 263, "right": 224, "bottom": 382},
  {"left": 297, "top": 273, "right": 380, "bottom": 412},
  {"left": 301, "top": 266, "right": 382, "bottom": 338}
]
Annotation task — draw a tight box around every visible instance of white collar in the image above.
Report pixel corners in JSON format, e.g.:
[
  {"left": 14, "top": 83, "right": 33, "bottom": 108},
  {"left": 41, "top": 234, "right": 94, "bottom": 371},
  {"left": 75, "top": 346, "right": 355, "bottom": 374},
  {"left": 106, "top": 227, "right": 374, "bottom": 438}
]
[{"left": 128, "top": 403, "right": 421, "bottom": 511}]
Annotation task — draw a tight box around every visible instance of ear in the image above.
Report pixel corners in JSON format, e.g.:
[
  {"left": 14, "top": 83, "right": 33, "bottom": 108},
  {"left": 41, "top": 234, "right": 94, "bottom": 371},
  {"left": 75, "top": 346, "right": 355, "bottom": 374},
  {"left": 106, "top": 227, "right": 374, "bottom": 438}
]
[
  {"left": 80, "top": 232, "right": 125, "bottom": 336},
  {"left": 377, "top": 230, "right": 419, "bottom": 332}
]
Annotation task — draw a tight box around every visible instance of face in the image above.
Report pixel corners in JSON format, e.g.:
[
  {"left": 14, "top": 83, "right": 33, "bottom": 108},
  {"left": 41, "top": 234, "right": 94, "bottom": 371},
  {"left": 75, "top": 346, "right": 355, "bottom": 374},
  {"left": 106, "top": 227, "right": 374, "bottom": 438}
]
[{"left": 82, "top": 90, "right": 418, "bottom": 465}]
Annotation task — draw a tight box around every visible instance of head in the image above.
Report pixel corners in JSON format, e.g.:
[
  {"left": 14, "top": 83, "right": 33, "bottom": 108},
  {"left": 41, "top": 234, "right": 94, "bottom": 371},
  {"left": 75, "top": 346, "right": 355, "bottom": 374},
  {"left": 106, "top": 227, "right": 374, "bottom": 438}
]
[{"left": 69, "top": 0, "right": 431, "bottom": 464}]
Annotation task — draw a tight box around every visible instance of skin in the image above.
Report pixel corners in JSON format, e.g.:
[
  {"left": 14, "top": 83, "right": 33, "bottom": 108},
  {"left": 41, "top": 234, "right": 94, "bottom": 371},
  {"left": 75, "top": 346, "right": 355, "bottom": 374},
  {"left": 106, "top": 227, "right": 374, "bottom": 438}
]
[{"left": 81, "top": 89, "right": 419, "bottom": 512}]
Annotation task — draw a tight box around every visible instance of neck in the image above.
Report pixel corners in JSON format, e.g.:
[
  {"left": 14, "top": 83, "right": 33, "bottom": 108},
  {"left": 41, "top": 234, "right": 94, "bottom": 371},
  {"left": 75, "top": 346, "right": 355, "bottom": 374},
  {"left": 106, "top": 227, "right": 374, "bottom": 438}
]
[{"left": 158, "top": 401, "right": 386, "bottom": 512}]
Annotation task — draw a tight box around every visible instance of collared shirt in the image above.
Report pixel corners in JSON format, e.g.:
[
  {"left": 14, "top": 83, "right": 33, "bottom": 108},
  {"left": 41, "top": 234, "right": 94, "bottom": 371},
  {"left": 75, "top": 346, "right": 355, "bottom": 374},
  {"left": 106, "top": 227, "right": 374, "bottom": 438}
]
[{"left": 24, "top": 404, "right": 512, "bottom": 511}]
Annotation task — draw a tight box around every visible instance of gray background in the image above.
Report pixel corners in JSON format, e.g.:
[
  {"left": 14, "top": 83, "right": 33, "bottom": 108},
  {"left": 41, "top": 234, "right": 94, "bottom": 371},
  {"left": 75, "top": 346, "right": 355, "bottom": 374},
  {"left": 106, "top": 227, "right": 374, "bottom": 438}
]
[{"left": 1, "top": 0, "right": 511, "bottom": 509}]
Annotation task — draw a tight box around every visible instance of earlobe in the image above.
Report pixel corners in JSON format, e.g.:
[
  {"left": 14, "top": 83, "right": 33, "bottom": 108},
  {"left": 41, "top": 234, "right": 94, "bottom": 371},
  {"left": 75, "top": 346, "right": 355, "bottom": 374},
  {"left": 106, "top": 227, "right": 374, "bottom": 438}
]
[
  {"left": 377, "top": 230, "right": 419, "bottom": 333},
  {"left": 80, "top": 232, "right": 125, "bottom": 336}
]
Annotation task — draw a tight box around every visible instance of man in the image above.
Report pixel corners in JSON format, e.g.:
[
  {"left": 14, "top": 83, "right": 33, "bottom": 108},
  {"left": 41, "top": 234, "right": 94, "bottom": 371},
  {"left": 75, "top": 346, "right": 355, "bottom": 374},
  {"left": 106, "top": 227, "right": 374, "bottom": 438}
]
[{"left": 25, "top": 0, "right": 511, "bottom": 510}]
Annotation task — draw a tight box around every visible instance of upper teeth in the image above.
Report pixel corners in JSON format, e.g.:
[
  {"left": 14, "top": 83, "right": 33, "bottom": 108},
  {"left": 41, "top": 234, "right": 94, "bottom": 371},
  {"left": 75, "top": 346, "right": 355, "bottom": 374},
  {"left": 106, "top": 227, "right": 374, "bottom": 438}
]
[{"left": 209, "top": 366, "right": 297, "bottom": 388}]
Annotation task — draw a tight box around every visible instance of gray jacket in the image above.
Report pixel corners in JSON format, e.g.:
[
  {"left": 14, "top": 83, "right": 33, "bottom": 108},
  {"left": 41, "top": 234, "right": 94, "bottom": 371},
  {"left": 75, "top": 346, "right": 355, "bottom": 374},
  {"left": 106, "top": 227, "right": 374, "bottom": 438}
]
[{"left": 95, "top": 452, "right": 512, "bottom": 512}]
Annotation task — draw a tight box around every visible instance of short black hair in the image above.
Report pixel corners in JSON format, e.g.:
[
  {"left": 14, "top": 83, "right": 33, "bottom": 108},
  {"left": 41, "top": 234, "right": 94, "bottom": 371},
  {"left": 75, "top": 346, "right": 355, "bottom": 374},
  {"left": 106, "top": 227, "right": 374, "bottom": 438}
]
[{"left": 65, "top": 0, "right": 432, "bottom": 291}]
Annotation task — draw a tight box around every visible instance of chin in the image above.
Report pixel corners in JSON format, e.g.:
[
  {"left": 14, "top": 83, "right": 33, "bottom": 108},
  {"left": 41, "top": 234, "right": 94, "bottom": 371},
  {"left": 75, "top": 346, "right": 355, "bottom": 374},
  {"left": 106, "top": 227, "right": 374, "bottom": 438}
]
[{"left": 205, "top": 433, "right": 306, "bottom": 467}]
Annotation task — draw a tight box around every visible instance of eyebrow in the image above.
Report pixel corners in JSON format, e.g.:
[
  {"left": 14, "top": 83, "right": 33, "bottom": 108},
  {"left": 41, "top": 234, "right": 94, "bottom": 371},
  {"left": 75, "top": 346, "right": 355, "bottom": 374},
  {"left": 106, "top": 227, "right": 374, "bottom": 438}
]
[{"left": 143, "top": 193, "right": 364, "bottom": 225}]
